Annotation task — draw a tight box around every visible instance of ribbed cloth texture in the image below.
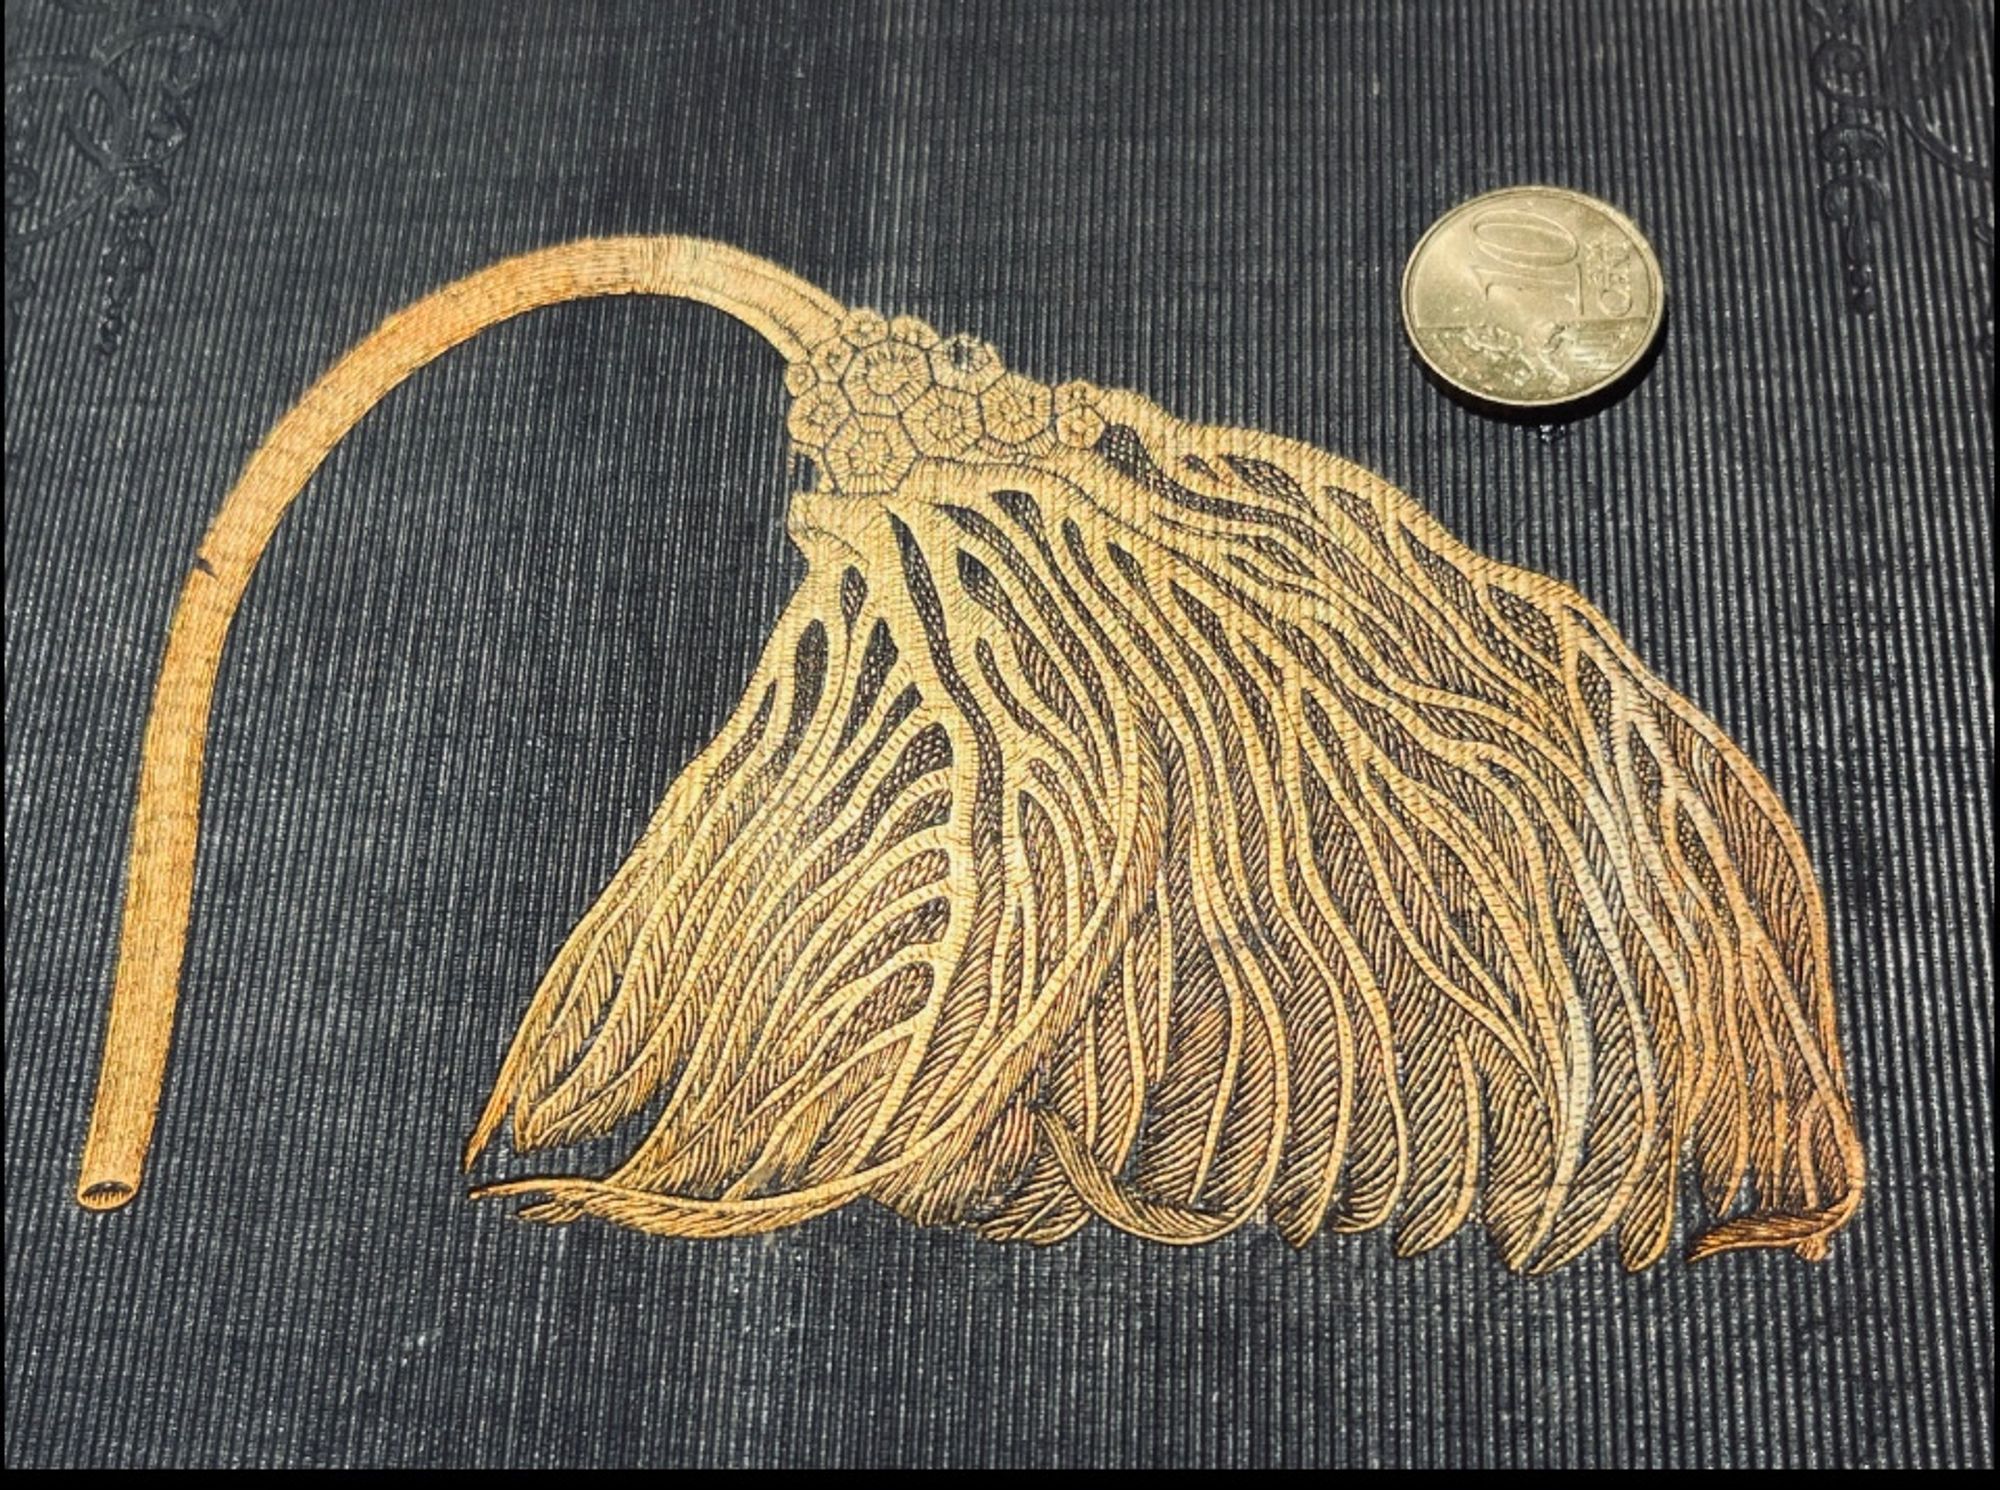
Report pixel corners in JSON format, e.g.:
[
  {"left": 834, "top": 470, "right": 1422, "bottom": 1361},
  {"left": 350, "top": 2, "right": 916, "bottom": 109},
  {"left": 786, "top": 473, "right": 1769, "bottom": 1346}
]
[{"left": 4, "top": 0, "right": 1990, "bottom": 1468}]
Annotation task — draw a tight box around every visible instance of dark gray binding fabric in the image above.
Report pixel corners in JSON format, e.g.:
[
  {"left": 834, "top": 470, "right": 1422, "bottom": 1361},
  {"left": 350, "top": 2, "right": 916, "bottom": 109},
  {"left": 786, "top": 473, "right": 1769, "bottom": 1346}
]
[{"left": 4, "top": 0, "right": 1990, "bottom": 1468}]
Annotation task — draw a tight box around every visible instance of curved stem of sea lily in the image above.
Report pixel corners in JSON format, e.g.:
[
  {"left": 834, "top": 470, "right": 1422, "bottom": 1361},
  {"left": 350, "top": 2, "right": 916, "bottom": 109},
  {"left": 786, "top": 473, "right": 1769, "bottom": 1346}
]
[{"left": 76, "top": 237, "right": 845, "bottom": 1210}]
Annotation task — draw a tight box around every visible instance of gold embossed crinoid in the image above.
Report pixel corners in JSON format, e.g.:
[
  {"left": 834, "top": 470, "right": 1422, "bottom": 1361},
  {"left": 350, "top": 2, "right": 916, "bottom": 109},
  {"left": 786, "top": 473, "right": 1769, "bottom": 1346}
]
[{"left": 77, "top": 238, "right": 1864, "bottom": 1271}]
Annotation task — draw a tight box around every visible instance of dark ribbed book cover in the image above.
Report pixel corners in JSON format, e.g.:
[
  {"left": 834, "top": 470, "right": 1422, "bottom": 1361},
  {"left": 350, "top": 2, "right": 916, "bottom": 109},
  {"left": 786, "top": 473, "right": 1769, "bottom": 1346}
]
[{"left": 5, "top": 0, "right": 1990, "bottom": 1468}]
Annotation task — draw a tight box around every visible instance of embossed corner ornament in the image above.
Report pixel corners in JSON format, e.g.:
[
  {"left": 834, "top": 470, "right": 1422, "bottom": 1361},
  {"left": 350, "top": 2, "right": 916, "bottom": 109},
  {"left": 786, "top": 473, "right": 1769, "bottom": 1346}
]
[{"left": 77, "top": 238, "right": 1864, "bottom": 1272}]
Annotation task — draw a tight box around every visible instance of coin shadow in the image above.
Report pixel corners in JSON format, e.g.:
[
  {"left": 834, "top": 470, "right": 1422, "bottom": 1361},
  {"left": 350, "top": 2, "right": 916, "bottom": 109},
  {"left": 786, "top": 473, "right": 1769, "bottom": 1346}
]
[{"left": 1412, "top": 302, "right": 1673, "bottom": 429}]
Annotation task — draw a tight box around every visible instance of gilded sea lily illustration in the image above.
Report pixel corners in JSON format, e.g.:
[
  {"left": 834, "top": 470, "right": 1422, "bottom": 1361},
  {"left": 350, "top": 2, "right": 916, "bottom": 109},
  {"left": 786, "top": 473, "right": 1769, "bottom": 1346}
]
[{"left": 77, "top": 238, "right": 1864, "bottom": 1271}]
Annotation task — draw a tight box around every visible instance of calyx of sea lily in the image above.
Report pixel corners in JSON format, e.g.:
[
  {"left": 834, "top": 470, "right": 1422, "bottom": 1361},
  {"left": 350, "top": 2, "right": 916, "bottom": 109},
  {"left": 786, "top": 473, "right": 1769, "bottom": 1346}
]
[{"left": 783, "top": 307, "right": 1105, "bottom": 498}]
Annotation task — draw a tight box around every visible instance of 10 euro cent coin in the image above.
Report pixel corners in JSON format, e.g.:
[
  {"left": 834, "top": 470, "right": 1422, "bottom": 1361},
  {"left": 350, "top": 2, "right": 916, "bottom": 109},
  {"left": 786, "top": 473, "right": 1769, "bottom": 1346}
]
[{"left": 1402, "top": 185, "right": 1665, "bottom": 410}]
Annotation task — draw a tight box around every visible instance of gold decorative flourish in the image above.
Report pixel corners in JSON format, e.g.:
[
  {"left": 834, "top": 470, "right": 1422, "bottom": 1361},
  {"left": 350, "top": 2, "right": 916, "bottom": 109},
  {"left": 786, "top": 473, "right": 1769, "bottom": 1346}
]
[{"left": 75, "top": 237, "right": 1864, "bottom": 1270}]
